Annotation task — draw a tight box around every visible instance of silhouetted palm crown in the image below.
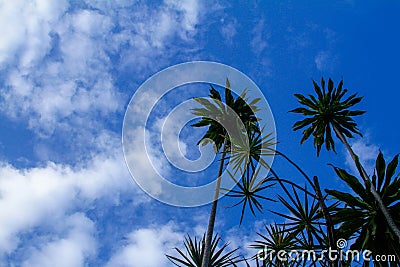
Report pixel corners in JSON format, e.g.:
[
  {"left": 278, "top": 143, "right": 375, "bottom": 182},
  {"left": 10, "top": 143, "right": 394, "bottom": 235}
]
[
  {"left": 290, "top": 78, "right": 365, "bottom": 155},
  {"left": 192, "top": 79, "right": 260, "bottom": 153},
  {"left": 166, "top": 234, "right": 242, "bottom": 267}
]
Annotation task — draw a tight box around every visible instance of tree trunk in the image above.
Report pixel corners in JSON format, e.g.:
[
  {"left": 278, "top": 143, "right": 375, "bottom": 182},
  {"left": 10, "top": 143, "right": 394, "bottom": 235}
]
[
  {"left": 333, "top": 126, "right": 400, "bottom": 241},
  {"left": 201, "top": 141, "right": 227, "bottom": 267},
  {"left": 313, "top": 176, "right": 337, "bottom": 267}
]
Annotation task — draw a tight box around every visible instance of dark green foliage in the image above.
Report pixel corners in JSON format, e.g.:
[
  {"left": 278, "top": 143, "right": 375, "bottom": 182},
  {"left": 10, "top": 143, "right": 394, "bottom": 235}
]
[
  {"left": 248, "top": 177, "right": 339, "bottom": 267},
  {"left": 225, "top": 167, "right": 276, "bottom": 224},
  {"left": 192, "top": 78, "right": 261, "bottom": 152},
  {"left": 166, "top": 234, "right": 243, "bottom": 267},
  {"left": 224, "top": 128, "right": 276, "bottom": 224},
  {"left": 180, "top": 78, "right": 400, "bottom": 267},
  {"left": 229, "top": 129, "right": 276, "bottom": 175},
  {"left": 326, "top": 152, "right": 400, "bottom": 265},
  {"left": 290, "top": 78, "right": 365, "bottom": 156},
  {"left": 270, "top": 183, "right": 325, "bottom": 246},
  {"left": 251, "top": 223, "right": 299, "bottom": 267}
]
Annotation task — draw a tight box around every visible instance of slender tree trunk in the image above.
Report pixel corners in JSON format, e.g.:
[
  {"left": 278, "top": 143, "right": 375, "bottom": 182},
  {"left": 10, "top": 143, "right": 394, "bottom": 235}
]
[
  {"left": 313, "top": 176, "right": 337, "bottom": 267},
  {"left": 201, "top": 141, "right": 227, "bottom": 267},
  {"left": 333, "top": 126, "right": 400, "bottom": 241}
]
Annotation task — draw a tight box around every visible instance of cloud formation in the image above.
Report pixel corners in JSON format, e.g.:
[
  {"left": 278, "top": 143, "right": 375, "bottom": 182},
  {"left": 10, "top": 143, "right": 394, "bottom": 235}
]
[
  {"left": 106, "top": 223, "right": 183, "bottom": 267},
  {"left": 21, "top": 213, "right": 96, "bottom": 267},
  {"left": 0, "top": 149, "right": 134, "bottom": 257},
  {"left": 0, "top": 0, "right": 204, "bottom": 139},
  {"left": 0, "top": 1, "right": 208, "bottom": 265}
]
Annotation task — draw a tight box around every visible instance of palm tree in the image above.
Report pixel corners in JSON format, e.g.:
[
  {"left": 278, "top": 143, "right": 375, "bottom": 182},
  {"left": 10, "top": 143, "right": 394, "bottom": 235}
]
[
  {"left": 192, "top": 78, "right": 261, "bottom": 267},
  {"left": 290, "top": 77, "right": 400, "bottom": 241},
  {"left": 326, "top": 152, "right": 400, "bottom": 265},
  {"left": 166, "top": 233, "right": 243, "bottom": 267}
]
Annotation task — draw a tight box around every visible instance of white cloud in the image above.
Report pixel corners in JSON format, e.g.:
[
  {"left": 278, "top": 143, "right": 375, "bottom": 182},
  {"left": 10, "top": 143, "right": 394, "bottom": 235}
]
[
  {"left": 251, "top": 19, "right": 269, "bottom": 56},
  {"left": 0, "top": 1, "right": 215, "bottom": 265},
  {"left": 0, "top": 0, "right": 68, "bottom": 69},
  {"left": 166, "top": 0, "right": 200, "bottom": 34},
  {"left": 110, "top": 0, "right": 203, "bottom": 74},
  {"left": 225, "top": 227, "right": 257, "bottom": 262},
  {"left": 220, "top": 19, "right": 238, "bottom": 45},
  {"left": 0, "top": 149, "right": 141, "bottom": 256},
  {"left": 249, "top": 19, "right": 271, "bottom": 74},
  {"left": 314, "top": 50, "right": 337, "bottom": 72},
  {"left": 123, "top": 126, "right": 166, "bottom": 197},
  {"left": 21, "top": 213, "right": 96, "bottom": 267},
  {"left": 315, "top": 51, "right": 330, "bottom": 71},
  {"left": 106, "top": 223, "right": 183, "bottom": 267},
  {"left": 0, "top": 2, "right": 120, "bottom": 137},
  {"left": 314, "top": 28, "right": 338, "bottom": 72},
  {"left": 0, "top": 0, "right": 204, "bottom": 139}
]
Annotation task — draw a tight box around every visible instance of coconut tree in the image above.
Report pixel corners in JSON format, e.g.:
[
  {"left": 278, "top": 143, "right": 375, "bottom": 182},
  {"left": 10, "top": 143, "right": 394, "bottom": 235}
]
[
  {"left": 290, "top": 77, "right": 400, "bottom": 241},
  {"left": 326, "top": 152, "right": 400, "bottom": 265},
  {"left": 192, "top": 78, "right": 261, "bottom": 267}
]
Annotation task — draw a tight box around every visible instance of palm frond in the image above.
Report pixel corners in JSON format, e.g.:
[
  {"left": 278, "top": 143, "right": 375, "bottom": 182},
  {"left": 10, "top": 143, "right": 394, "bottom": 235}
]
[
  {"left": 223, "top": 167, "right": 276, "bottom": 224},
  {"left": 166, "top": 234, "right": 243, "bottom": 267},
  {"left": 326, "top": 152, "right": 400, "bottom": 262},
  {"left": 290, "top": 78, "right": 365, "bottom": 156}
]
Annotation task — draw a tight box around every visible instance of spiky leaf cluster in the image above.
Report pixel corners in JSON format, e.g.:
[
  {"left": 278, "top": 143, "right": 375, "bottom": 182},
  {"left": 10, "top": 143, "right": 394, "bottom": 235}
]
[{"left": 291, "top": 78, "right": 365, "bottom": 156}]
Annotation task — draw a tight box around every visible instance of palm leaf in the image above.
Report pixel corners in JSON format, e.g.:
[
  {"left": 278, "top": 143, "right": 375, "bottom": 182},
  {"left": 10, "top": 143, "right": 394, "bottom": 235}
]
[{"left": 291, "top": 78, "right": 365, "bottom": 156}]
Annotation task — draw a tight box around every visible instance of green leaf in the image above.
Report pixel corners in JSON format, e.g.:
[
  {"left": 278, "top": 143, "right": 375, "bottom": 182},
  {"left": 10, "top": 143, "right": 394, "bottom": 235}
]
[
  {"left": 376, "top": 151, "right": 386, "bottom": 191},
  {"left": 166, "top": 234, "right": 242, "bottom": 267},
  {"left": 346, "top": 110, "right": 366, "bottom": 116},
  {"left": 328, "top": 78, "right": 334, "bottom": 94},
  {"left": 325, "top": 189, "right": 366, "bottom": 208},
  {"left": 292, "top": 117, "right": 315, "bottom": 131},
  {"left": 331, "top": 166, "right": 367, "bottom": 200},
  {"left": 209, "top": 86, "right": 222, "bottom": 101},
  {"left": 312, "top": 80, "right": 323, "bottom": 101},
  {"left": 225, "top": 79, "right": 234, "bottom": 107},
  {"left": 385, "top": 154, "right": 399, "bottom": 186},
  {"left": 300, "top": 126, "right": 314, "bottom": 144}
]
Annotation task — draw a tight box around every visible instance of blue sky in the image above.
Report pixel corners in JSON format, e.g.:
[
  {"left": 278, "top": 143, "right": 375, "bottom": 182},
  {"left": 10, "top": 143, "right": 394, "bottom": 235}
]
[{"left": 0, "top": 0, "right": 399, "bottom": 266}]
